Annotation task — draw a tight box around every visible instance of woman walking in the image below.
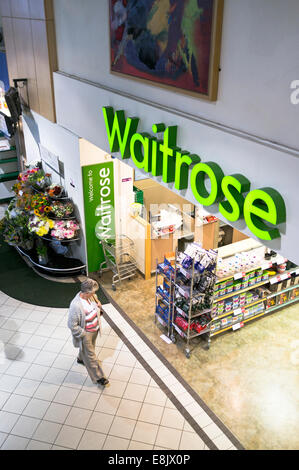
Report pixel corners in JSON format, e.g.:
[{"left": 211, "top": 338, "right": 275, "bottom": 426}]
[{"left": 67, "top": 278, "right": 109, "bottom": 386}]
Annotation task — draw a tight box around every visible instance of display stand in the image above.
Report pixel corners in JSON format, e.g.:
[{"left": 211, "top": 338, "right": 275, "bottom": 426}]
[
  {"left": 154, "top": 239, "right": 299, "bottom": 356},
  {"left": 207, "top": 244, "right": 299, "bottom": 345},
  {"left": 15, "top": 245, "right": 86, "bottom": 275},
  {"left": 155, "top": 256, "right": 175, "bottom": 337},
  {"left": 170, "top": 247, "right": 217, "bottom": 357},
  {"left": 154, "top": 246, "right": 217, "bottom": 357},
  {"left": 3, "top": 169, "right": 86, "bottom": 277}
]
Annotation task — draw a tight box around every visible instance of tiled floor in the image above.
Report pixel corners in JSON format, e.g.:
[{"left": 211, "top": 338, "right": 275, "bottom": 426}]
[{"left": 0, "top": 289, "right": 242, "bottom": 450}]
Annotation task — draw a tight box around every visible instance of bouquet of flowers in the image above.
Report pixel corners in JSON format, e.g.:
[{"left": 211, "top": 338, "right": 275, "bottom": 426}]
[
  {"left": 17, "top": 168, "right": 40, "bottom": 184},
  {"left": 27, "top": 169, "right": 52, "bottom": 191},
  {"left": 5, "top": 198, "right": 24, "bottom": 219},
  {"left": 30, "top": 194, "right": 52, "bottom": 218},
  {"left": 51, "top": 201, "right": 74, "bottom": 218},
  {"left": 28, "top": 215, "right": 54, "bottom": 237},
  {"left": 12, "top": 181, "right": 33, "bottom": 196},
  {"left": 50, "top": 220, "right": 80, "bottom": 240},
  {"left": 47, "top": 183, "right": 64, "bottom": 198},
  {"left": 0, "top": 213, "right": 34, "bottom": 250}
]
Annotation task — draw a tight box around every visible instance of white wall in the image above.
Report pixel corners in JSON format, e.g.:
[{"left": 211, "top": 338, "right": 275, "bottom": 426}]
[
  {"left": 22, "top": 110, "right": 86, "bottom": 263},
  {"left": 53, "top": 0, "right": 299, "bottom": 151}
]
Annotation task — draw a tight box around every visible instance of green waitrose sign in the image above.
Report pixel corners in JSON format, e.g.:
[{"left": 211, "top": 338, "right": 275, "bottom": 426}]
[
  {"left": 82, "top": 161, "right": 115, "bottom": 273},
  {"left": 102, "top": 106, "right": 286, "bottom": 241}
]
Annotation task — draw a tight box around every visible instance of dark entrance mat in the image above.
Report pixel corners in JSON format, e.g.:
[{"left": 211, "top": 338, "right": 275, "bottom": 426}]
[{"left": 0, "top": 243, "right": 108, "bottom": 308}]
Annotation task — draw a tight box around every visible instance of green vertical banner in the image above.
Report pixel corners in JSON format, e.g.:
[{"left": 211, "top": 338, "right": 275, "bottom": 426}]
[{"left": 82, "top": 161, "right": 115, "bottom": 273}]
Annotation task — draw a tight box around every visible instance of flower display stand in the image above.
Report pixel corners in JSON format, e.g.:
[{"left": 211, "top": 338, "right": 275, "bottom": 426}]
[{"left": 0, "top": 166, "right": 86, "bottom": 278}]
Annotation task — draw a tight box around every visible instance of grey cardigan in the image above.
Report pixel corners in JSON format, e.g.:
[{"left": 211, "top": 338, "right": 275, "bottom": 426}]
[{"left": 67, "top": 293, "right": 101, "bottom": 348}]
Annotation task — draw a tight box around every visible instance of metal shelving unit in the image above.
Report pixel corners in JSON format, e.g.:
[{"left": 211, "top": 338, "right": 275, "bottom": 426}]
[
  {"left": 169, "top": 247, "right": 217, "bottom": 358},
  {"left": 155, "top": 256, "right": 175, "bottom": 337},
  {"left": 208, "top": 264, "right": 299, "bottom": 342}
]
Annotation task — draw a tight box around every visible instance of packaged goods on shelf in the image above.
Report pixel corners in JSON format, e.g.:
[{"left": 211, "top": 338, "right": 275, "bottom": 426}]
[
  {"left": 233, "top": 313, "right": 244, "bottom": 324},
  {"left": 157, "top": 258, "right": 175, "bottom": 280},
  {"left": 290, "top": 287, "right": 299, "bottom": 299},
  {"left": 221, "top": 315, "right": 233, "bottom": 327},
  {"left": 278, "top": 292, "right": 289, "bottom": 305},
  {"left": 210, "top": 321, "right": 221, "bottom": 333},
  {"left": 266, "top": 297, "right": 277, "bottom": 309},
  {"left": 233, "top": 280, "right": 242, "bottom": 291},
  {"left": 157, "top": 285, "right": 171, "bottom": 303},
  {"left": 216, "top": 249, "right": 265, "bottom": 279},
  {"left": 175, "top": 315, "right": 189, "bottom": 332},
  {"left": 178, "top": 243, "right": 217, "bottom": 274}
]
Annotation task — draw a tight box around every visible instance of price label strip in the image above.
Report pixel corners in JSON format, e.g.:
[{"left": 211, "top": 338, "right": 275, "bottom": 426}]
[
  {"left": 234, "top": 272, "right": 245, "bottom": 280},
  {"left": 173, "top": 324, "right": 186, "bottom": 338},
  {"left": 232, "top": 322, "right": 244, "bottom": 331}
]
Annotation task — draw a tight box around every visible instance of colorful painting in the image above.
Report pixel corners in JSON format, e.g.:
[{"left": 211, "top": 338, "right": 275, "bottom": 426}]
[{"left": 109, "top": 0, "right": 223, "bottom": 100}]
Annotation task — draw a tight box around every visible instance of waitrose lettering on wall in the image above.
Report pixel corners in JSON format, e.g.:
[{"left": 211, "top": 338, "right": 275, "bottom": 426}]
[{"left": 103, "top": 106, "right": 286, "bottom": 241}]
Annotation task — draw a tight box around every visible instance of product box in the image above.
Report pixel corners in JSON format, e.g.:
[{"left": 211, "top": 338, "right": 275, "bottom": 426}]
[
  {"left": 266, "top": 297, "right": 277, "bottom": 309},
  {"left": 255, "top": 274, "right": 262, "bottom": 283},
  {"left": 248, "top": 270, "right": 256, "bottom": 279},
  {"left": 262, "top": 272, "right": 269, "bottom": 281},
  {"left": 218, "top": 288, "right": 226, "bottom": 297},
  {"left": 243, "top": 309, "right": 254, "bottom": 319},
  {"left": 233, "top": 313, "right": 244, "bottom": 324},
  {"left": 221, "top": 316, "right": 233, "bottom": 328},
  {"left": 226, "top": 278, "right": 234, "bottom": 288},
  {"left": 233, "top": 281, "right": 242, "bottom": 291},
  {"left": 210, "top": 321, "right": 221, "bottom": 332},
  {"left": 249, "top": 277, "right": 256, "bottom": 287},
  {"left": 226, "top": 285, "right": 234, "bottom": 294},
  {"left": 241, "top": 280, "right": 249, "bottom": 289},
  {"left": 290, "top": 287, "right": 299, "bottom": 299},
  {"left": 278, "top": 292, "right": 289, "bottom": 305}
]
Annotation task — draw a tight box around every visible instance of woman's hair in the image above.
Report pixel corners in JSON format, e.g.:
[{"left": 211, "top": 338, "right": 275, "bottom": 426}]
[{"left": 80, "top": 278, "right": 99, "bottom": 294}]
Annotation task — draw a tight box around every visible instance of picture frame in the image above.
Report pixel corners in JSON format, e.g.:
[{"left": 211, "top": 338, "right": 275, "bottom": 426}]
[{"left": 109, "top": 0, "right": 224, "bottom": 101}]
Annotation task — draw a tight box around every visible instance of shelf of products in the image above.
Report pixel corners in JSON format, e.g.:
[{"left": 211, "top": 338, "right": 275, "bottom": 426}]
[
  {"left": 154, "top": 238, "right": 299, "bottom": 354},
  {"left": 155, "top": 244, "right": 217, "bottom": 358},
  {"left": 207, "top": 246, "right": 299, "bottom": 343}
]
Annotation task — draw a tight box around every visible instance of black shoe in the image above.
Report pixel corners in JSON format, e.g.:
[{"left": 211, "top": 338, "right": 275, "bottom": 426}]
[
  {"left": 77, "top": 358, "right": 84, "bottom": 365},
  {"left": 97, "top": 377, "right": 109, "bottom": 386}
]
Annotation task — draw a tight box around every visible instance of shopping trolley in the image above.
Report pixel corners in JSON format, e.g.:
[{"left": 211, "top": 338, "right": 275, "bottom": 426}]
[{"left": 99, "top": 235, "right": 138, "bottom": 290}]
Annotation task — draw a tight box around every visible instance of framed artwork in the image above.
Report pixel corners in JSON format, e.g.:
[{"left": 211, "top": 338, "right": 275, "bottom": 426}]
[{"left": 109, "top": 0, "right": 224, "bottom": 101}]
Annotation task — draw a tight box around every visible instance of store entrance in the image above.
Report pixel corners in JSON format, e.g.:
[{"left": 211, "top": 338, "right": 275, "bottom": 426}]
[
  {"left": 98, "top": 172, "right": 298, "bottom": 352},
  {"left": 97, "top": 169, "right": 299, "bottom": 450}
]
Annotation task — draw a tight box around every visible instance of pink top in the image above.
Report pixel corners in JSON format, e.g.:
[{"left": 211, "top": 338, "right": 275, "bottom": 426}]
[{"left": 80, "top": 298, "right": 99, "bottom": 332}]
